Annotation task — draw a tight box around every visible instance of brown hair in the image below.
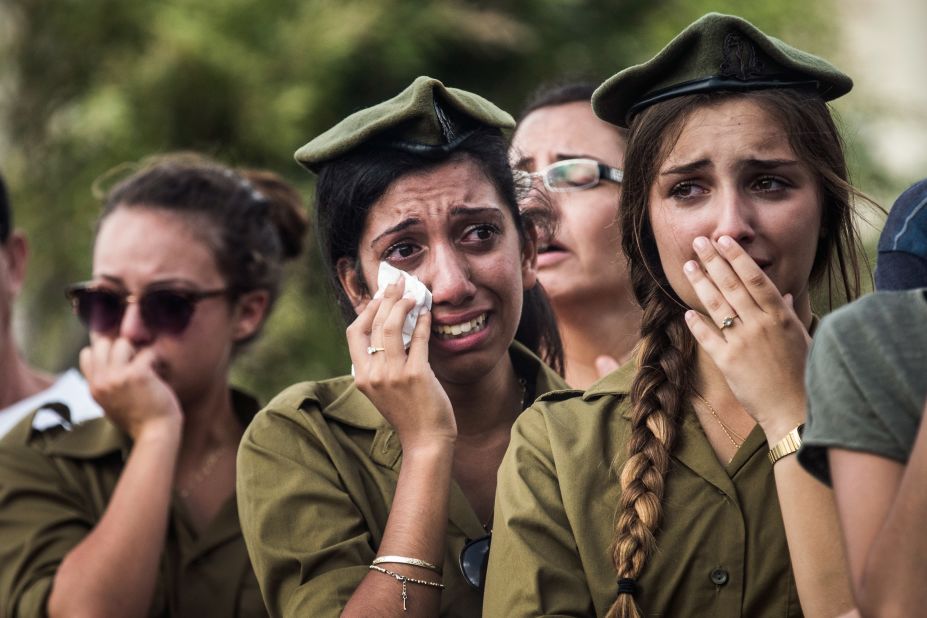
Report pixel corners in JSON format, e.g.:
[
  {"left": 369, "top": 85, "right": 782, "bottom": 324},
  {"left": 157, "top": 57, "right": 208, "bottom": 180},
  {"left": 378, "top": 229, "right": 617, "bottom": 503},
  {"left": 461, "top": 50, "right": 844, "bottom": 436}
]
[
  {"left": 99, "top": 152, "right": 308, "bottom": 346},
  {"left": 605, "top": 89, "right": 867, "bottom": 618}
]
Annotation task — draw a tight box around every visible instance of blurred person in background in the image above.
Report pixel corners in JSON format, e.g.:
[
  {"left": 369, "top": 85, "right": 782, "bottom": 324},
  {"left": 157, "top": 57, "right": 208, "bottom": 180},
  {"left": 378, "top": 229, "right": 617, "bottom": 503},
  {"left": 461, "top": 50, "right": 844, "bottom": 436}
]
[
  {"left": 0, "top": 170, "right": 100, "bottom": 438},
  {"left": 0, "top": 153, "right": 307, "bottom": 617},
  {"left": 800, "top": 178, "right": 927, "bottom": 617},
  {"left": 511, "top": 82, "right": 642, "bottom": 388}
]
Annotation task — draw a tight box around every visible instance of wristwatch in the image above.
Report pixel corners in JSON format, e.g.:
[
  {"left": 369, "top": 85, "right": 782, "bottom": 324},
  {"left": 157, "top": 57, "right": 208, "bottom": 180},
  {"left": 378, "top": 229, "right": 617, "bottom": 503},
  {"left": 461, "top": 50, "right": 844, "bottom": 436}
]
[{"left": 768, "top": 424, "right": 804, "bottom": 465}]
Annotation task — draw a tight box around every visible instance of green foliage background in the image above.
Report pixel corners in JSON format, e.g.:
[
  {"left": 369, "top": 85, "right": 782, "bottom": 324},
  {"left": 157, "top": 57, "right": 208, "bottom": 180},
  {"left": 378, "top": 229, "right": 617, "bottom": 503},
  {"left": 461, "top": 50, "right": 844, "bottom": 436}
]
[{"left": 0, "top": 0, "right": 890, "bottom": 402}]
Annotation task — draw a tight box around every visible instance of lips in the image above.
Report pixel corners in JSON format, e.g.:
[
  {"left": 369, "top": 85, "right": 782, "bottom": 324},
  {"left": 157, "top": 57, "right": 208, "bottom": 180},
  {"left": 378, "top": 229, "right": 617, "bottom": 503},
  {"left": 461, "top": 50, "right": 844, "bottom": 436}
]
[
  {"left": 538, "top": 241, "right": 567, "bottom": 255},
  {"left": 432, "top": 312, "right": 488, "bottom": 339}
]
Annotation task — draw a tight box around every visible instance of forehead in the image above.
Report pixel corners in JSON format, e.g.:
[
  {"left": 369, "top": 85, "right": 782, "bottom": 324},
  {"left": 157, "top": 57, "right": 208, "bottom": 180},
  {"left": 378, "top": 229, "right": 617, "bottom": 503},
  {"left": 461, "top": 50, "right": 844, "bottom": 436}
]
[
  {"left": 513, "top": 101, "right": 626, "bottom": 160},
  {"left": 93, "top": 207, "right": 222, "bottom": 284},
  {"left": 364, "top": 158, "right": 509, "bottom": 230},
  {"left": 662, "top": 98, "right": 795, "bottom": 165}
]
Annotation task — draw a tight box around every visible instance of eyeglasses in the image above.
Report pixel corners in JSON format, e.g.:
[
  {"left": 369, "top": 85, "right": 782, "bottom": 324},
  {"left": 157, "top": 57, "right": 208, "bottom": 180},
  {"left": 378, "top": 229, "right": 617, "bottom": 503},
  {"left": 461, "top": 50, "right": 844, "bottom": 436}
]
[
  {"left": 65, "top": 283, "right": 228, "bottom": 336},
  {"left": 516, "top": 158, "right": 623, "bottom": 193},
  {"left": 459, "top": 533, "right": 491, "bottom": 590}
]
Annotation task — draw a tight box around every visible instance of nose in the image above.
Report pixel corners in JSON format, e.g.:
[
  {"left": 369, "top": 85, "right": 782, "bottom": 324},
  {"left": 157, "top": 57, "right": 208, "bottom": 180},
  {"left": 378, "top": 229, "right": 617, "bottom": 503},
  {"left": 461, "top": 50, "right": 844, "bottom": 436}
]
[
  {"left": 118, "top": 302, "right": 154, "bottom": 347},
  {"left": 711, "top": 188, "right": 756, "bottom": 245},
  {"left": 423, "top": 244, "right": 477, "bottom": 306}
]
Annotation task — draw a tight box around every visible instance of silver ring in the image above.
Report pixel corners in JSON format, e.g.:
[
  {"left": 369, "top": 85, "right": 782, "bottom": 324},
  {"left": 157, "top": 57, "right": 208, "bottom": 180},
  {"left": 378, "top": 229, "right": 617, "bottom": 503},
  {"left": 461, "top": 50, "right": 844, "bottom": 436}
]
[
  {"left": 720, "top": 315, "right": 738, "bottom": 330},
  {"left": 366, "top": 346, "right": 385, "bottom": 355}
]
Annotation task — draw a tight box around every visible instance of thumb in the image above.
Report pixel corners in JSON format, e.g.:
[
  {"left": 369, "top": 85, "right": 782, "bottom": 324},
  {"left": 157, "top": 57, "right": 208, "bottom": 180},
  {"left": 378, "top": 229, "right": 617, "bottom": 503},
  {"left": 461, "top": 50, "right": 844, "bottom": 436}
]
[{"left": 595, "top": 354, "right": 620, "bottom": 378}]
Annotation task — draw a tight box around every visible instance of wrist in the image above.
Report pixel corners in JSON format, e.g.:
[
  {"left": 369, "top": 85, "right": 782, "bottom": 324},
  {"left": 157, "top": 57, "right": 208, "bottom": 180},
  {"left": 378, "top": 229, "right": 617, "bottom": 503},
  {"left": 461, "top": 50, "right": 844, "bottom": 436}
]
[
  {"left": 401, "top": 438, "right": 456, "bottom": 463},
  {"left": 768, "top": 424, "right": 804, "bottom": 466},
  {"left": 758, "top": 402, "right": 806, "bottom": 446},
  {"left": 134, "top": 415, "right": 183, "bottom": 445}
]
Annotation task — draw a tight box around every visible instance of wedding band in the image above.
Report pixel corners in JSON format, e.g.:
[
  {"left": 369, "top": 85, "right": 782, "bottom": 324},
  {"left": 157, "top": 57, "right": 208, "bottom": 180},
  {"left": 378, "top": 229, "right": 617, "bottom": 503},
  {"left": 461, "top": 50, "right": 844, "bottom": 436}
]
[
  {"left": 720, "top": 315, "right": 738, "bottom": 330},
  {"left": 366, "top": 346, "right": 385, "bottom": 355}
]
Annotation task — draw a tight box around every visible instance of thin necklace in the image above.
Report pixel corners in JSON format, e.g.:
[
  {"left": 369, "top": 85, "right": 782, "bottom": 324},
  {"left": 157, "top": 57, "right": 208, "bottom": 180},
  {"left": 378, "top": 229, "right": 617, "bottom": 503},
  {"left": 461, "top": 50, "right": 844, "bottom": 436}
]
[
  {"left": 178, "top": 448, "right": 226, "bottom": 499},
  {"left": 694, "top": 391, "right": 745, "bottom": 450}
]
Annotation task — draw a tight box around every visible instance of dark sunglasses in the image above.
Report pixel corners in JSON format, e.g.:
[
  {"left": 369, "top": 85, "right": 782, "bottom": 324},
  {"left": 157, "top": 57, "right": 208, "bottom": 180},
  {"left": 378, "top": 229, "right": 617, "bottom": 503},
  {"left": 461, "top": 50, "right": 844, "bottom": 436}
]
[
  {"left": 459, "top": 533, "right": 491, "bottom": 590},
  {"left": 65, "top": 283, "right": 228, "bottom": 336},
  {"left": 516, "top": 157, "right": 623, "bottom": 193}
]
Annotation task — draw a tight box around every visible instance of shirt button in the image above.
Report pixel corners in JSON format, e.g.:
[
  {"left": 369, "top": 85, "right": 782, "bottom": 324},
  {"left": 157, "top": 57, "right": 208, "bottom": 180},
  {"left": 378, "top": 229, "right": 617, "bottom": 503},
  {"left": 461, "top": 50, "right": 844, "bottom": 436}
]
[{"left": 710, "top": 568, "right": 730, "bottom": 586}]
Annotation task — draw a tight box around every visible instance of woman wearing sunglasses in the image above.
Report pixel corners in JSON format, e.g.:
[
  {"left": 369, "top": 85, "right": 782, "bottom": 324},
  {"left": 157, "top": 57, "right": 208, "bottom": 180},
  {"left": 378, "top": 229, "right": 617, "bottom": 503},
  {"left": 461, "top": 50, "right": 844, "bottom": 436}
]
[
  {"left": 486, "top": 13, "right": 868, "bottom": 618},
  {"left": 236, "top": 77, "right": 566, "bottom": 617},
  {"left": 512, "top": 82, "right": 642, "bottom": 388},
  {"left": 0, "top": 153, "right": 307, "bottom": 617}
]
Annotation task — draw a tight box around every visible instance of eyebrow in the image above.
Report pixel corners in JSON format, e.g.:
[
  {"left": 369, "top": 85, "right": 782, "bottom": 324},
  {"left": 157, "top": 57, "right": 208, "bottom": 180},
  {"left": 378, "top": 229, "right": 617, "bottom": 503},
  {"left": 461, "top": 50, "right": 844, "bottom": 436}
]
[
  {"left": 512, "top": 153, "right": 603, "bottom": 170},
  {"left": 369, "top": 206, "right": 504, "bottom": 247},
  {"left": 661, "top": 159, "right": 711, "bottom": 176},
  {"left": 92, "top": 275, "right": 201, "bottom": 290},
  {"left": 370, "top": 217, "right": 423, "bottom": 247},
  {"left": 661, "top": 157, "right": 801, "bottom": 176}
]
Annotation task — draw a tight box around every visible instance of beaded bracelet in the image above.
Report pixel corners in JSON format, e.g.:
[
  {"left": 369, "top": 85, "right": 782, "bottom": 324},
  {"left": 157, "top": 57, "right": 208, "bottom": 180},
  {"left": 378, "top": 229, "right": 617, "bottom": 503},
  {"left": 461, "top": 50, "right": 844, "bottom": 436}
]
[
  {"left": 368, "top": 564, "right": 444, "bottom": 611},
  {"left": 373, "top": 555, "right": 442, "bottom": 574}
]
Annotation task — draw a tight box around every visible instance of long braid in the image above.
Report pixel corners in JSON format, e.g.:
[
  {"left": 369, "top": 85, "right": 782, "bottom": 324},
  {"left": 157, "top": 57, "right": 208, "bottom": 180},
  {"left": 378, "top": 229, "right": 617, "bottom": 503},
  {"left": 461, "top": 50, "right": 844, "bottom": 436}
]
[
  {"left": 605, "top": 266, "right": 696, "bottom": 618},
  {"left": 604, "top": 98, "right": 698, "bottom": 618}
]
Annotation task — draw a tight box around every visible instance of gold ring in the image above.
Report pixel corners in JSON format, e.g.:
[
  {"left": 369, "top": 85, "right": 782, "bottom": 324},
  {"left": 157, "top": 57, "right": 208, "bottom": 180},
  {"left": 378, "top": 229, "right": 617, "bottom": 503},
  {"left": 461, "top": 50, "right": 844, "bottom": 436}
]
[
  {"left": 366, "top": 346, "right": 386, "bottom": 355},
  {"left": 720, "top": 315, "right": 738, "bottom": 330}
]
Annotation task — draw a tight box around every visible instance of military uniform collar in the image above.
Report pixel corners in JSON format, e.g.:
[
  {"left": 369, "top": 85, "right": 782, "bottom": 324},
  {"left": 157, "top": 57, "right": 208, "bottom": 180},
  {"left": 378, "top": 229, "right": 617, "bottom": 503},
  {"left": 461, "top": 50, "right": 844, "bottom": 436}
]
[
  {"left": 316, "top": 341, "right": 562, "bottom": 431},
  {"left": 579, "top": 357, "right": 637, "bottom": 420},
  {"left": 315, "top": 377, "right": 389, "bottom": 430},
  {"left": 39, "top": 387, "right": 260, "bottom": 460}
]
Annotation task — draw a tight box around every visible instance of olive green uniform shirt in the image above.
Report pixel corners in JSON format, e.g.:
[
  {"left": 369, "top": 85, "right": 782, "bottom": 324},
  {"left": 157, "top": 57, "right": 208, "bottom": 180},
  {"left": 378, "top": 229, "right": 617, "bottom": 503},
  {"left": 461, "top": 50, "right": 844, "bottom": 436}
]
[
  {"left": 484, "top": 361, "right": 801, "bottom": 617},
  {"left": 0, "top": 390, "right": 266, "bottom": 618},
  {"left": 237, "top": 343, "right": 566, "bottom": 617}
]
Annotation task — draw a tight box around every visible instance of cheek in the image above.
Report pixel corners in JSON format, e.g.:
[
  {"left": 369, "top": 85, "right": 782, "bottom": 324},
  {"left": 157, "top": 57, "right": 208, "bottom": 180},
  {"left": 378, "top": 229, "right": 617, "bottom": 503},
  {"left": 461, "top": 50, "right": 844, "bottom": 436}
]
[{"left": 650, "top": 205, "right": 694, "bottom": 272}]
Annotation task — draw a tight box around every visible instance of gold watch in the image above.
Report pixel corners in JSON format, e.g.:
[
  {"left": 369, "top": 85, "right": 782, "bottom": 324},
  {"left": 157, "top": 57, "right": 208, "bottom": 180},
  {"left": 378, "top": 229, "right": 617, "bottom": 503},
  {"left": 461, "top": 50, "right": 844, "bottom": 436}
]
[{"left": 768, "top": 424, "right": 804, "bottom": 465}]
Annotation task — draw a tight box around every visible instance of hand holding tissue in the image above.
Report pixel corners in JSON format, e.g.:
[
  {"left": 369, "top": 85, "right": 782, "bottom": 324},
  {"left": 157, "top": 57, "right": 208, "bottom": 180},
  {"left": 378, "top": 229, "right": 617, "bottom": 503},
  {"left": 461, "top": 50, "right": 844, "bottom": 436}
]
[{"left": 374, "top": 262, "right": 433, "bottom": 348}]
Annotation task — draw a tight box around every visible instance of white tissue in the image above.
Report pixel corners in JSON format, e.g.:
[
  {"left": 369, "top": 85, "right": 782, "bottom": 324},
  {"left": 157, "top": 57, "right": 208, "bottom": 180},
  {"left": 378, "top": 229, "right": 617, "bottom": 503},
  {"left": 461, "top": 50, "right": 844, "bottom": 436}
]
[{"left": 374, "top": 261, "right": 433, "bottom": 348}]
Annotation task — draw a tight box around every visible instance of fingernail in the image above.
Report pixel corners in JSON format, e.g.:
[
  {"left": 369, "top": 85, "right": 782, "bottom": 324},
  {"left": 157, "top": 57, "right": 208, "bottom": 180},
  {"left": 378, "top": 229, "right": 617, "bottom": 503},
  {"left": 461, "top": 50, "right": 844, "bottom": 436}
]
[
  {"left": 718, "top": 235, "right": 734, "bottom": 248},
  {"left": 693, "top": 236, "right": 709, "bottom": 251},
  {"left": 685, "top": 310, "right": 698, "bottom": 321},
  {"left": 684, "top": 260, "right": 699, "bottom": 273}
]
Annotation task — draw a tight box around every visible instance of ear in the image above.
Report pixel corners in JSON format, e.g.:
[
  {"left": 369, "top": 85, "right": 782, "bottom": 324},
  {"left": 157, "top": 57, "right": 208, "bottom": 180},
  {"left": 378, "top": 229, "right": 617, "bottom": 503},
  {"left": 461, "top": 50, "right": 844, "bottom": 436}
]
[
  {"left": 1, "top": 232, "right": 29, "bottom": 297},
  {"left": 336, "top": 257, "right": 371, "bottom": 312},
  {"left": 231, "top": 289, "right": 270, "bottom": 342},
  {"left": 520, "top": 224, "right": 539, "bottom": 291}
]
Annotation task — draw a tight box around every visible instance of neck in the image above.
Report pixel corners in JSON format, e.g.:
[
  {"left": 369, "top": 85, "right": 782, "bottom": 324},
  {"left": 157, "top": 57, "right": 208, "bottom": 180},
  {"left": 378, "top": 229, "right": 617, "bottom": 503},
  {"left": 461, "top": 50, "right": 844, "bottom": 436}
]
[
  {"left": 442, "top": 358, "right": 522, "bottom": 439},
  {"left": 693, "top": 349, "right": 741, "bottom": 410},
  {"left": 178, "top": 380, "right": 242, "bottom": 459},
  {"left": 555, "top": 294, "right": 642, "bottom": 389},
  {"left": 0, "top": 337, "right": 54, "bottom": 410}
]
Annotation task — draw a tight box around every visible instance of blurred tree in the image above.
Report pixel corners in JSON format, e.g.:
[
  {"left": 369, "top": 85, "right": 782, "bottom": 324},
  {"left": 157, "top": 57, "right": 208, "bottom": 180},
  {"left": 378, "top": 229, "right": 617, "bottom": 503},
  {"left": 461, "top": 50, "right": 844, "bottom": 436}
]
[{"left": 1, "top": 0, "right": 866, "bottom": 401}]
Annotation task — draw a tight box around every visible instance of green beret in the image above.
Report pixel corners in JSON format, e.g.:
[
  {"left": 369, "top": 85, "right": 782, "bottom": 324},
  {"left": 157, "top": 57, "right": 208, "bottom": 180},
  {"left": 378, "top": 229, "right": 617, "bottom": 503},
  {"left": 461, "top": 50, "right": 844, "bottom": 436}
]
[
  {"left": 295, "top": 76, "right": 514, "bottom": 173},
  {"left": 592, "top": 12, "right": 853, "bottom": 128}
]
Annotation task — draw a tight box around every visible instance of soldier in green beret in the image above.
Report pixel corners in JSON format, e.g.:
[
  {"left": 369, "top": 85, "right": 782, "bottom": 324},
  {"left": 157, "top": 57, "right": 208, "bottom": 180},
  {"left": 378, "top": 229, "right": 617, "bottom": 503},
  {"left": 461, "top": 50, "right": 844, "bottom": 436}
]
[
  {"left": 487, "top": 13, "right": 868, "bottom": 617},
  {"left": 236, "top": 76, "right": 566, "bottom": 617},
  {"left": 0, "top": 154, "right": 309, "bottom": 617}
]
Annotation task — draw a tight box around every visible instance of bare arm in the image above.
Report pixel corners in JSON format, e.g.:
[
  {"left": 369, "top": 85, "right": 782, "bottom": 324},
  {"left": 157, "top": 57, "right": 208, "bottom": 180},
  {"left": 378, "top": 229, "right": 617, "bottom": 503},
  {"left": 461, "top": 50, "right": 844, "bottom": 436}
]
[
  {"left": 769, "top": 429, "right": 855, "bottom": 617},
  {"left": 830, "top": 398, "right": 927, "bottom": 618},
  {"left": 47, "top": 340, "right": 183, "bottom": 618},
  {"left": 341, "top": 280, "right": 455, "bottom": 617}
]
